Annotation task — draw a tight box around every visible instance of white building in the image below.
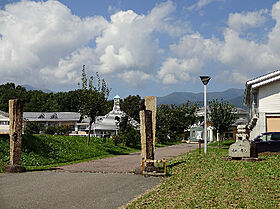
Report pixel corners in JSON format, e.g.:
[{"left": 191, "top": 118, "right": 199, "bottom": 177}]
[
  {"left": 245, "top": 70, "right": 280, "bottom": 140},
  {"left": 0, "top": 95, "right": 139, "bottom": 137},
  {"left": 89, "top": 95, "right": 139, "bottom": 138},
  {"left": 0, "top": 111, "right": 9, "bottom": 134},
  {"left": 23, "top": 112, "right": 81, "bottom": 132}
]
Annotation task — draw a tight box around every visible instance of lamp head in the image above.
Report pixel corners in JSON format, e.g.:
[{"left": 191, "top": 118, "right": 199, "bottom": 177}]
[{"left": 200, "top": 76, "right": 211, "bottom": 85}]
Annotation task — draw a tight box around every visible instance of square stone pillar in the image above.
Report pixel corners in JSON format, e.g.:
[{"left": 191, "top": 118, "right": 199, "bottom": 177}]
[{"left": 145, "top": 96, "right": 156, "bottom": 156}]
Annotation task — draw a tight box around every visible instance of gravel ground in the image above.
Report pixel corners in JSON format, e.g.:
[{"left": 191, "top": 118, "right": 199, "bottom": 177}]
[{"left": 58, "top": 143, "right": 198, "bottom": 173}]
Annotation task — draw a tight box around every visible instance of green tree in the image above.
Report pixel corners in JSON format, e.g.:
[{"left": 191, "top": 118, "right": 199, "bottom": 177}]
[
  {"left": 121, "top": 95, "right": 143, "bottom": 122},
  {"left": 156, "top": 102, "right": 198, "bottom": 144},
  {"left": 114, "top": 115, "right": 140, "bottom": 147},
  {"left": 208, "top": 99, "right": 238, "bottom": 148},
  {"left": 78, "top": 65, "right": 110, "bottom": 145},
  {"left": 24, "top": 121, "right": 42, "bottom": 134}
]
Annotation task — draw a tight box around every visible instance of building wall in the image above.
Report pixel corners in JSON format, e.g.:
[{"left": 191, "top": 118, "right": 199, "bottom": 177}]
[
  {"left": 249, "top": 112, "right": 266, "bottom": 140},
  {"left": 248, "top": 81, "right": 280, "bottom": 140},
  {"left": 259, "top": 80, "right": 280, "bottom": 113},
  {"left": 0, "top": 115, "right": 9, "bottom": 134}
]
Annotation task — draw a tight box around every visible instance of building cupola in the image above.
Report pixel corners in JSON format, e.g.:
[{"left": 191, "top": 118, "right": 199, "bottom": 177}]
[{"left": 113, "top": 95, "right": 121, "bottom": 111}]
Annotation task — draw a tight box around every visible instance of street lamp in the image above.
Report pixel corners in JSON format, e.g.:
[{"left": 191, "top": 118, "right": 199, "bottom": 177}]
[{"left": 200, "top": 76, "right": 211, "bottom": 155}]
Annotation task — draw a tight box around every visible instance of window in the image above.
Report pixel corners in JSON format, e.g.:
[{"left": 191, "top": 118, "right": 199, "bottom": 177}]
[
  {"left": 50, "top": 113, "right": 58, "bottom": 119},
  {"left": 38, "top": 113, "right": 45, "bottom": 119},
  {"left": 253, "top": 92, "right": 258, "bottom": 108},
  {"left": 0, "top": 121, "right": 9, "bottom": 125},
  {"left": 192, "top": 130, "right": 195, "bottom": 138}
]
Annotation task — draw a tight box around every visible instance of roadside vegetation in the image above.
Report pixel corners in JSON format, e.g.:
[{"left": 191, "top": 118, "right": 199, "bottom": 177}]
[
  {"left": 127, "top": 147, "right": 280, "bottom": 209},
  {"left": 0, "top": 134, "right": 139, "bottom": 171}
]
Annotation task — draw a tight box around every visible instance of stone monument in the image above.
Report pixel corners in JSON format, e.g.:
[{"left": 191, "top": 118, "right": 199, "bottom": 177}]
[
  {"left": 228, "top": 125, "right": 257, "bottom": 159},
  {"left": 140, "top": 96, "right": 156, "bottom": 172},
  {"left": 5, "top": 99, "right": 26, "bottom": 172}
]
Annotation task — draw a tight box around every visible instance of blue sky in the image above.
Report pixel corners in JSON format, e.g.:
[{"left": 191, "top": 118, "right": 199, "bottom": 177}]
[{"left": 0, "top": 0, "right": 280, "bottom": 98}]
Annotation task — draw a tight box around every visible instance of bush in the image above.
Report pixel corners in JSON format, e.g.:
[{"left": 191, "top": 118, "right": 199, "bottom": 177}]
[
  {"left": 43, "top": 126, "right": 57, "bottom": 135},
  {"left": 43, "top": 125, "right": 72, "bottom": 135},
  {"left": 24, "top": 121, "right": 42, "bottom": 134},
  {"left": 114, "top": 124, "right": 140, "bottom": 148}
]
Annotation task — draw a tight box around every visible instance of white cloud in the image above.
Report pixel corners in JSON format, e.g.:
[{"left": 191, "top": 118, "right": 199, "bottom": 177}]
[
  {"left": 118, "top": 71, "right": 153, "bottom": 88},
  {"left": 0, "top": 0, "right": 186, "bottom": 89},
  {"left": 0, "top": 0, "right": 107, "bottom": 88},
  {"left": 158, "top": 57, "right": 203, "bottom": 84},
  {"left": 187, "top": 0, "right": 222, "bottom": 11},
  {"left": 216, "top": 70, "right": 249, "bottom": 84},
  {"left": 158, "top": 33, "right": 221, "bottom": 84},
  {"left": 159, "top": 0, "right": 280, "bottom": 85},
  {"left": 228, "top": 10, "right": 268, "bottom": 33}
]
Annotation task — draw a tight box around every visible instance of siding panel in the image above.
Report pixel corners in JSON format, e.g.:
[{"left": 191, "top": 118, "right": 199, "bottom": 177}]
[{"left": 259, "top": 80, "right": 280, "bottom": 113}]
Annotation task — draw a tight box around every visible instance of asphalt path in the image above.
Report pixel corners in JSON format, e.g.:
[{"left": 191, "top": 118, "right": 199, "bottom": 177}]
[
  {"left": 0, "top": 143, "right": 198, "bottom": 209},
  {"left": 58, "top": 143, "right": 198, "bottom": 173}
]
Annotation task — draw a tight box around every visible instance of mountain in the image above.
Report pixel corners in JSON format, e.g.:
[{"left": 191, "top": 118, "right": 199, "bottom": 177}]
[
  {"left": 157, "top": 88, "right": 246, "bottom": 108},
  {"left": 22, "top": 84, "right": 53, "bottom": 93}
]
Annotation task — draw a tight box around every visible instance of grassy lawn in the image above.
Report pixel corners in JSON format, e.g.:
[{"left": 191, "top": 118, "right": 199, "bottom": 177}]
[
  {"left": 127, "top": 147, "right": 280, "bottom": 209},
  {"left": 0, "top": 134, "right": 139, "bottom": 172}
]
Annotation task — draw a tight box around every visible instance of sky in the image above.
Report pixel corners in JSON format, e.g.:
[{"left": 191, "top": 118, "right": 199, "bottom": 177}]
[{"left": 0, "top": 0, "right": 280, "bottom": 98}]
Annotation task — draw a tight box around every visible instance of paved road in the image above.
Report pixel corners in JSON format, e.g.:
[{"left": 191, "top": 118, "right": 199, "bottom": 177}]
[
  {"left": 0, "top": 172, "right": 160, "bottom": 209},
  {"left": 58, "top": 143, "right": 198, "bottom": 173},
  {"left": 0, "top": 143, "right": 197, "bottom": 209}
]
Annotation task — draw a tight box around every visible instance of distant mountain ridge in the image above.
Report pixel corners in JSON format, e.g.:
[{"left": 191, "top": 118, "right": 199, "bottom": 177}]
[
  {"left": 22, "top": 84, "right": 53, "bottom": 93},
  {"left": 157, "top": 88, "right": 246, "bottom": 108}
]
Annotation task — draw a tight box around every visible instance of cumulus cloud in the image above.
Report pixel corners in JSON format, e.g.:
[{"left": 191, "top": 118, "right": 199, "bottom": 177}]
[
  {"left": 187, "top": 0, "right": 222, "bottom": 11},
  {"left": 0, "top": 0, "right": 186, "bottom": 89},
  {"left": 158, "top": 57, "right": 203, "bottom": 84},
  {"left": 158, "top": 33, "right": 221, "bottom": 84},
  {"left": 228, "top": 10, "right": 268, "bottom": 33},
  {"left": 158, "top": 0, "right": 280, "bottom": 85},
  {"left": 0, "top": 0, "right": 107, "bottom": 88}
]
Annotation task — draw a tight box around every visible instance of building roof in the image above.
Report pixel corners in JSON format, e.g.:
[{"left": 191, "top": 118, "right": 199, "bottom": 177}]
[
  {"left": 88, "top": 94, "right": 139, "bottom": 131},
  {"left": 0, "top": 111, "right": 9, "bottom": 118},
  {"left": 23, "top": 112, "right": 81, "bottom": 122},
  {"left": 244, "top": 70, "right": 280, "bottom": 105}
]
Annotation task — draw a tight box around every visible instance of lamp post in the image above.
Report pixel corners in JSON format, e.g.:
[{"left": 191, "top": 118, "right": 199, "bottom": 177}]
[{"left": 200, "top": 76, "right": 211, "bottom": 155}]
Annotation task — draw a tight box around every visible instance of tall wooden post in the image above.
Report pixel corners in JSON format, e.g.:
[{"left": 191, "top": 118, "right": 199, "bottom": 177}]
[{"left": 5, "top": 99, "right": 25, "bottom": 172}]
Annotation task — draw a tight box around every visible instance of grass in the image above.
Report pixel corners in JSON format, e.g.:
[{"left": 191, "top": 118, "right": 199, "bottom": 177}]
[
  {"left": 208, "top": 139, "right": 236, "bottom": 148},
  {"left": 126, "top": 147, "right": 280, "bottom": 209},
  {"left": 0, "top": 134, "right": 139, "bottom": 171}
]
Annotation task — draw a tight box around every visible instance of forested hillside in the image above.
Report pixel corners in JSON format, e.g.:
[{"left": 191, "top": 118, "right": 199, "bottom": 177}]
[
  {"left": 0, "top": 83, "right": 113, "bottom": 113},
  {"left": 0, "top": 83, "right": 143, "bottom": 122}
]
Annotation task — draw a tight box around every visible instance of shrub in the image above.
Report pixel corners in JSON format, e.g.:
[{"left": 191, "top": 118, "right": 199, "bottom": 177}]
[{"left": 24, "top": 121, "right": 42, "bottom": 134}]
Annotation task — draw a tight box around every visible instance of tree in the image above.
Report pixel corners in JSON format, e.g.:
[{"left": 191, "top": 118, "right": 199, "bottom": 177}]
[
  {"left": 208, "top": 99, "right": 238, "bottom": 148},
  {"left": 120, "top": 95, "right": 143, "bottom": 122},
  {"left": 78, "top": 65, "right": 110, "bottom": 145},
  {"left": 156, "top": 102, "right": 198, "bottom": 144},
  {"left": 113, "top": 115, "right": 140, "bottom": 147}
]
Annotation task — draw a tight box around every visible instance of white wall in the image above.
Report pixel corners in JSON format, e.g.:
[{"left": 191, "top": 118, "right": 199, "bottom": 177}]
[
  {"left": 249, "top": 112, "right": 266, "bottom": 140},
  {"left": 259, "top": 80, "right": 280, "bottom": 113}
]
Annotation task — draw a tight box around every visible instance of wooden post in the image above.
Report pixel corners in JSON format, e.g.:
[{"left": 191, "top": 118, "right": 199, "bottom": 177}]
[{"left": 5, "top": 99, "right": 25, "bottom": 172}]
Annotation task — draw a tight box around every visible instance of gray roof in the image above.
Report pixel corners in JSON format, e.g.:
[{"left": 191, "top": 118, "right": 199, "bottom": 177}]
[
  {"left": 0, "top": 111, "right": 9, "bottom": 118},
  {"left": 23, "top": 112, "right": 81, "bottom": 122}
]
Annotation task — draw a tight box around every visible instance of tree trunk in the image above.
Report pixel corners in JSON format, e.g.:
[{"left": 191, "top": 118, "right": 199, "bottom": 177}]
[
  {"left": 87, "top": 118, "right": 92, "bottom": 146},
  {"left": 218, "top": 133, "right": 223, "bottom": 149}
]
